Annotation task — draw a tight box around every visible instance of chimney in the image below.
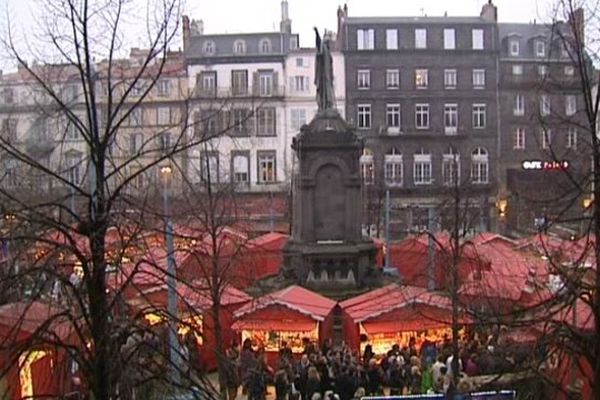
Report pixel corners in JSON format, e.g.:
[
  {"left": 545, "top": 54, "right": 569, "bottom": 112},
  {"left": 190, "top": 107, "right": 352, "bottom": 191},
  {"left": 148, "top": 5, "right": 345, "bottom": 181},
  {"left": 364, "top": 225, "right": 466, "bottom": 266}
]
[
  {"left": 280, "top": 0, "right": 292, "bottom": 34},
  {"left": 480, "top": 0, "right": 498, "bottom": 23},
  {"left": 569, "top": 7, "right": 584, "bottom": 44},
  {"left": 182, "top": 15, "right": 190, "bottom": 52}
]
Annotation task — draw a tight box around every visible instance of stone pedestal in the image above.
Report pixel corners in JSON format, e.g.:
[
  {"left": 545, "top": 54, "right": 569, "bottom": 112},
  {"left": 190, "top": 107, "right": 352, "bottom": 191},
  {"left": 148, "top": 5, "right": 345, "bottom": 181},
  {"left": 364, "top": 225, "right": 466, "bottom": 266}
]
[{"left": 282, "top": 109, "right": 377, "bottom": 289}]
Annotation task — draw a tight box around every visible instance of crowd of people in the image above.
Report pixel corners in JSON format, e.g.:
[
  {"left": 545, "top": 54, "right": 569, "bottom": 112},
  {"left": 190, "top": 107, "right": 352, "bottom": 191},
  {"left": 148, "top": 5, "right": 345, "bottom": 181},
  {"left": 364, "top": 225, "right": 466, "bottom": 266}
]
[{"left": 221, "top": 330, "right": 534, "bottom": 400}]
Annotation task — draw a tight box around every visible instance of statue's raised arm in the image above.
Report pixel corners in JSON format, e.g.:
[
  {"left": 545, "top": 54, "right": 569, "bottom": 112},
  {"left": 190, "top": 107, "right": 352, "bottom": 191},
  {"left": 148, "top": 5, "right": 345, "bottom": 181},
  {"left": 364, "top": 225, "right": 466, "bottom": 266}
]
[{"left": 314, "top": 28, "right": 335, "bottom": 111}]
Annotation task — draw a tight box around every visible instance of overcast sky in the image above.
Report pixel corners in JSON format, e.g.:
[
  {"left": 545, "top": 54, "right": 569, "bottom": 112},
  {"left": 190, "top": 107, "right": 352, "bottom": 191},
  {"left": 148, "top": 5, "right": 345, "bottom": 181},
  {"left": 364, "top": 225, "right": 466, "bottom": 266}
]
[
  {"left": 3, "top": 0, "right": 555, "bottom": 54},
  {"left": 188, "top": 0, "right": 554, "bottom": 47}
]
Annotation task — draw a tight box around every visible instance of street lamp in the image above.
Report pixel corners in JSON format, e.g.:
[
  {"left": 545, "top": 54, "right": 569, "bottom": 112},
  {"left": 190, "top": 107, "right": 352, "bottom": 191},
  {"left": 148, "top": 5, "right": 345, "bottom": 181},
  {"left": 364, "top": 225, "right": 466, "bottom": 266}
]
[{"left": 160, "top": 164, "right": 181, "bottom": 386}]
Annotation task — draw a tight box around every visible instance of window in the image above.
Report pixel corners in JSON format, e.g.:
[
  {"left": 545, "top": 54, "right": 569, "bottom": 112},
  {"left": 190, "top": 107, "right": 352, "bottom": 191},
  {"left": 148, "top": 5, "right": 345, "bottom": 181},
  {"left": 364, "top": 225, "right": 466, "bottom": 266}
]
[
  {"left": 63, "top": 83, "right": 79, "bottom": 103},
  {"left": 290, "top": 36, "right": 298, "bottom": 50},
  {"left": 540, "top": 94, "right": 550, "bottom": 116},
  {"left": 3, "top": 158, "right": 18, "bottom": 188},
  {"left": 472, "top": 104, "right": 486, "bottom": 129},
  {"left": 233, "top": 39, "right": 246, "bottom": 54},
  {"left": 444, "top": 69, "right": 457, "bottom": 89},
  {"left": 415, "top": 69, "right": 428, "bottom": 89},
  {"left": 538, "top": 65, "right": 548, "bottom": 77},
  {"left": 128, "top": 108, "right": 142, "bottom": 127},
  {"left": 567, "top": 128, "right": 577, "bottom": 149},
  {"left": 290, "top": 108, "right": 307, "bottom": 130},
  {"left": 514, "top": 94, "right": 525, "bottom": 116},
  {"left": 129, "top": 132, "right": 142, "bottom": 154},
  {"left": 257, "top": 108, "right": 276, "bottom": 136},
  {"left": 386, "top": 29, "right": 398, "bottom": 50},
  {"left": 357, "top": 29, "right": 375, "bottom": 50},
  {"left": 541, "top": 129, "right": 551, "bottom": 149},
  {"left": 203, "top": 40, "right": 215, "bottom": 55},
  {"left": 564, "top": 66, "right": 574, "bottom": 76},
  {"left": 295, "top": 57, "right": 307, "bottom": 67},
  {"left": 384, "top": 148, "right": 403, "bottom": 187},
  {"left": 1, "top": 118, "right": 17, "bottom": 143},
  {"left": 131, "top": 81, "right": 144, "bottom": 97},
  {"left": 360, "top": 149, "right": 374, "bottom": 185},
  {"left": 413, "top": 148, "right": 432, "bottom": 185},
  {"left": 157, "top": 79, "right": 170, "bottom": 96},
  {"left": 514, "top": 128, "right": 525, "bottom": 149},
  {"left": 512, "top": 65, "right": 523, "bottom": 75},
  {"left": 157, "top": 107, "right": 171, "bottom": 125},
  {"left": 231, "top": 70, "right": 248, "bottom": 95},
  {"left": 509, "top": 39, "right": 520, "bottom": 56},
  {"left": 159, "top": 132, "right": 171, "bottom": 152},
  {"left": 444, "top": 29, "right": 456, "bottom": 50},
  {"left": 257, "top": 151, "right": 276, "bottom": 183},
  {"left": 198, "top": 71, "right": 217, "bottom": 95},
  {"left": 444, "top": 104, "right": 458, "bottom": 134},
  {"left": 259, "top": 38, "right": 272, "bottom": 54},
  {"left": 357, "top": 69, "right": 371, "bottom": 89},
  {"left": 564, "top": 95, "right": 577, "bottom": 116},
  {"left": 472, "top": 69, "right": 485, "bottom": 88},
  {"left": 200, "top": 152, "right": 220, "bottom": 183},
  {"left": 65, "top": 119, "right": 79, "bottom": 141},
  {"left": 65, "top": 152, "right": 83, "bottom": 185},
  {"left": 415, "top": 29, "right": 427, "bottom": 49},
  {"left": 471, "top": 147, "right": 489, "bottom": 184},
  {"left": 415, "top": 104, "right": 429, "bottom": 129},
  {"left": 357, "top": 104, "right": 371, "bottom": 129},
  {"left": 2, "top": 88, "right": 14, "bottom": 104},
  {"left": 472, "top": 29, "right": 484, "bottom": 50},
  {"left": 232, "top": 152, "right": 249, "bottom": 184},
  {"left": 386, "top": 104, "right": 401, "bottom": 130},
  {"left": 232, "top": 109, "right": 251, "bottom": 135},
  {"left": 258, "top": 71, "right": 273, "bottom": 96},
  {"left": 535, "top": 40, "right": 545, "bottom": 57},
  {"left": 290, "top": 75, "right": 310, "bottom": 92},
  {"left": 386, "top": 69, "right": 400, "bottom": 89},
  {"left": 442, "top": 148, "right": 460, "bottom": 186}
]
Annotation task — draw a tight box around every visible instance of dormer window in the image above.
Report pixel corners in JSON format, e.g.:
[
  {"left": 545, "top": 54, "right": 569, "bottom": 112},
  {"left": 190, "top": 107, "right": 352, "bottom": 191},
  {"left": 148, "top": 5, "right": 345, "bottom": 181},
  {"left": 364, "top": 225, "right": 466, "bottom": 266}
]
[
  {"left": 203, "top": 40, "right": 215, "bottom": 55},
  {"left": 259, "top": 38, "right": 272, "bottom": 54},
  {"left": 233, "top": 39, "right": 246, "bottom": 54},
  {"left": 509, "top": 39, "right": 520, "bottom": 56},
  {"left": 535, "top": 40, "right": 545, "bottom": 57}
]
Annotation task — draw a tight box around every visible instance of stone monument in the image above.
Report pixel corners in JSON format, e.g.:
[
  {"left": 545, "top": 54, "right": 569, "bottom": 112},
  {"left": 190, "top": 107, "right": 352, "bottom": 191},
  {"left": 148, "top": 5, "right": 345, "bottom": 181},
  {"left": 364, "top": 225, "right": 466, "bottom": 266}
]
[{"left": 281, "top": 30, "right": 377, "bottom": 290}]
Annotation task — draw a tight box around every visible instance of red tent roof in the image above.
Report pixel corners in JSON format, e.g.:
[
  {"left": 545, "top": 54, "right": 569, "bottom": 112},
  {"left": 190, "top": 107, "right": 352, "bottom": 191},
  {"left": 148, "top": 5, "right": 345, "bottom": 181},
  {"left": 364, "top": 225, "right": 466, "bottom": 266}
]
[
  {"left": 340, "top": 284, "right": 453, "bottom": 323},
  {"left": 247, "top": 232, "right": 289, "bottom": 250},
  {"left": 0, "top": 301, "right": 73, "bottom": 342},
  {"left": 233, "top": 285, "right": 336, "bottom": 321}
]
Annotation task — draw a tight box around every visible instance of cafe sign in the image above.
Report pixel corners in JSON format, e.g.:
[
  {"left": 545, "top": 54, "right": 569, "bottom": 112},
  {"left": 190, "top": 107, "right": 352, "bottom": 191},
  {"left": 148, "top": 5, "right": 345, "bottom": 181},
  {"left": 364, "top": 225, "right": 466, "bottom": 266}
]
[{"left": 522, "top": 160, "right": 569, "bottom": 171}]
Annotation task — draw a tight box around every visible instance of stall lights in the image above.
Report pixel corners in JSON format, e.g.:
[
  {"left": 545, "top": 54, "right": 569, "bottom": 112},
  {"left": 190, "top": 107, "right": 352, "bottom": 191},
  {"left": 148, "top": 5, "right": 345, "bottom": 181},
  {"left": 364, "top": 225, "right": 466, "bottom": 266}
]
[
  {"left": 583, "top": 197, "right": 594, "bottom": 210},
  {"left": 496, "top": 199, "right": 508, "bottom": 218}
]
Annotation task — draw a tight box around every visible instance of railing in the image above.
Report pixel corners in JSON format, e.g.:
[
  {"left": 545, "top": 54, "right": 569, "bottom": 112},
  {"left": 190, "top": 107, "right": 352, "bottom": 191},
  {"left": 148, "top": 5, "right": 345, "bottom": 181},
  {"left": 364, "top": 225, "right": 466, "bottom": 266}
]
[{"left": 194, "top": 85, "right": 285, "bottom": 98}]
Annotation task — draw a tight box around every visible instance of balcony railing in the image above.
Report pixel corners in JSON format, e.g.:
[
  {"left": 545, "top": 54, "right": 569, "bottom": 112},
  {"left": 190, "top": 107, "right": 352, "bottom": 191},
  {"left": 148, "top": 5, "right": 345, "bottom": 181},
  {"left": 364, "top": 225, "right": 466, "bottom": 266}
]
[{"left": 194, "top": 85, "right": 285, "bottom": 98}]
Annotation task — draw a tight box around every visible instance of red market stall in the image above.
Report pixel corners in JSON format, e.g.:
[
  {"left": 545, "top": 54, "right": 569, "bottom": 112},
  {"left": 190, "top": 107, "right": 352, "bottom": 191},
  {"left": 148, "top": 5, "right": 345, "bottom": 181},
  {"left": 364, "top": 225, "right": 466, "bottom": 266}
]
[
  {"left": 133, "top": 280, "right": 251, "bottom": 371},
  {"left": 0, "top": 301, "right": 77, "bottom": 400},
  {"left": 240, "top": 232, "right": 289, "bottom": 286},
  {"left": 340, "top": 284, "right": 470, "bottom": 355},
  {"left": 232, "top": 285, "right": 336, "bottom": 365}
]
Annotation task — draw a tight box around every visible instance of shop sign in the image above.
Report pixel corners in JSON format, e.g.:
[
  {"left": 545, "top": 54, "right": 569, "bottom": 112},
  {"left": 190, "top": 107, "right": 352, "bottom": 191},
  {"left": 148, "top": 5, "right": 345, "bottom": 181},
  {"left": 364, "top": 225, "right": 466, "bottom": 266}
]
[{"left": 521, "top": 160, "right": 569, "bottom": 171}]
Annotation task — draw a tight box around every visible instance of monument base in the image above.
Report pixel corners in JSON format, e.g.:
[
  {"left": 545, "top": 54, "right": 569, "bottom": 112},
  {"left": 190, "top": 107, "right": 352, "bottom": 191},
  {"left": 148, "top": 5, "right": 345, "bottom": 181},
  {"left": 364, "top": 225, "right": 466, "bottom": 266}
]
[{"left": 282, "top": 239, "right": 378, "bottom": 290}]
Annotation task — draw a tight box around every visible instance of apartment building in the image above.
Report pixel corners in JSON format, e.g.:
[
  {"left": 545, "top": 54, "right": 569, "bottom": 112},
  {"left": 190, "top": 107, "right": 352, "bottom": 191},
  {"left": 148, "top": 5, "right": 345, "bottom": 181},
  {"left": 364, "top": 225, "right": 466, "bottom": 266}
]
[
  {"left": 337, "top": 2, "right": 499, "bottom": 235},
  {"left": 497, "top": 15, "right": 589, "bottom": 233},
  {"left": 0, "top": 50, "right": 188, "bottom": 210}
]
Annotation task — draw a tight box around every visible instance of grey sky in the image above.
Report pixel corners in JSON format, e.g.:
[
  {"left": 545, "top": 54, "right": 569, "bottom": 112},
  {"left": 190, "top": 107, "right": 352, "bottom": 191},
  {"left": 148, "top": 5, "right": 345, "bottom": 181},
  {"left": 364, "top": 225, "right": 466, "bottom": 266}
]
[
  {"left": 4, "top": 0, "right": 554, "bottom": 54},
  {"left": 188, "top": 0, "right": 553, "bottom": 47}
]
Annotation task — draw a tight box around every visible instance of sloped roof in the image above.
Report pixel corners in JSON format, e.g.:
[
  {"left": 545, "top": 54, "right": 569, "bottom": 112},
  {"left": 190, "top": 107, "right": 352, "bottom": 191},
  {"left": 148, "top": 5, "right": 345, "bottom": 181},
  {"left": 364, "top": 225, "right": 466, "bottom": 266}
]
[
  {"left": 233, "top": 285, "right": 336, "bottom": 321},
  {"left": 340, "top": 284, "right": 452, "bottom": 323},
  {"left": 0, "top": 301, "right": 74, "bottom": 342}
]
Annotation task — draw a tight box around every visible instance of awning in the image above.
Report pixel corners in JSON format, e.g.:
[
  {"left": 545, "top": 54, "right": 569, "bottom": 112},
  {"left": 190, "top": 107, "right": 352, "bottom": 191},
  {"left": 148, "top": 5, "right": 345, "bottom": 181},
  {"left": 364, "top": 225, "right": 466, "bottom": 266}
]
[{"left": 232, "top": 319, "right": 317, "bottom": 332}]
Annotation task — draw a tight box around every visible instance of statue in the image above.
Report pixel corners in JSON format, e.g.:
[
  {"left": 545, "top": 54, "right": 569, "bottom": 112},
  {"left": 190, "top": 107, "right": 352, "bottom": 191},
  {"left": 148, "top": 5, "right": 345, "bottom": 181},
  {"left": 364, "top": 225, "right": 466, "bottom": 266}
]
[{"left": 314, "top": 28, "right": 335, "bottom": 111}]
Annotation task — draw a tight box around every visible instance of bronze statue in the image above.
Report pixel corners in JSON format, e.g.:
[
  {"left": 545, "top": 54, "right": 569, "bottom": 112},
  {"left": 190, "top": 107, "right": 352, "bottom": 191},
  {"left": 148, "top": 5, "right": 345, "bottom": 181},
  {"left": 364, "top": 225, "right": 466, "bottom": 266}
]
[{"left": 314, "top": 28, "right": 335, "bottom": 111}]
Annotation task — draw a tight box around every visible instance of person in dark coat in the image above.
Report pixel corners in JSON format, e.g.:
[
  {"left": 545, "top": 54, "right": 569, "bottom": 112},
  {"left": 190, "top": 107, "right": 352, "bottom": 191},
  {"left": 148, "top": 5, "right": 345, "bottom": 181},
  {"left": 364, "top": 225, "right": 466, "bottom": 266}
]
[
  {"left": 222, "top": 349, "right": 240, "bottom": 400},
  {"left": 334, "top": 365, "right": 357, "bottom": 400},
  {"left": 247, "top": 362, "right": 268, "bottom": 400},
  {"left": 274, "top": 368, "right": 290, "bottom": 400},
  {"left": 305, "top": 366, "right": 321, "bottom": 400}
]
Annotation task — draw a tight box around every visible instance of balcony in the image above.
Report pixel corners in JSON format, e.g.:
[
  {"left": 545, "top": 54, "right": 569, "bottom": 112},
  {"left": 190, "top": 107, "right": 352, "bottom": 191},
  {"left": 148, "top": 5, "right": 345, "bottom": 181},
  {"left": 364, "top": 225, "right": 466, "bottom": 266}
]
[
  {"left": 194, "top": 85, "right": 285, "bottom": 99},
  {"left": 379, "top": 126, "right": 402, "bottom": 136},
  {"left": 444, "top": 127, "right": 458, "bottom": 135}
]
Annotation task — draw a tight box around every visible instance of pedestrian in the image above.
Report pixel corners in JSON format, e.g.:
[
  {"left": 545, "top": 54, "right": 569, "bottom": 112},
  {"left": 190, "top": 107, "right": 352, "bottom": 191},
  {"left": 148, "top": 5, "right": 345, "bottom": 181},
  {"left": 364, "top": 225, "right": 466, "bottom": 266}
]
[
  {"left": 247, "top": 362, "right": 268, "bottom": 400},
  {"left": 223, "top": 349, "right": 240, "bottom": 400},
  {"left": 305, "top": 366, "right": 321, "bottom": 400},
  {"left": 274, "top": 368, "right": 290, "bottom": 400}
]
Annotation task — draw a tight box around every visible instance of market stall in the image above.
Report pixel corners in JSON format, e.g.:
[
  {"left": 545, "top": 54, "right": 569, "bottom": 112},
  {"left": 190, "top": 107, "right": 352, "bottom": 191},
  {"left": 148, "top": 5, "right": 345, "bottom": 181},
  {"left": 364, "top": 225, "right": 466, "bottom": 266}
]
[
  {"left": 0, "top": 301, "right": 76, "bottom": 400},
  {"left": 340, "top": 284, "right": 470, "bottom": 355},
  {"left": 133, "top": 280, "right": 251, "bottom": 371},
  {"left": 232, "top": 285, "right": 336, "bottom": 366}
]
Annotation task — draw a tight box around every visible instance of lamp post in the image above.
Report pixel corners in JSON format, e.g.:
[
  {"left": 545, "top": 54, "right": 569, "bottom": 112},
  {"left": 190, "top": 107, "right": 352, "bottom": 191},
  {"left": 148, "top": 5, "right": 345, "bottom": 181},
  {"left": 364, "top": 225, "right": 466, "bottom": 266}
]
[{"left": 161, "top": 164, "right": 180, "bottom": 386}]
